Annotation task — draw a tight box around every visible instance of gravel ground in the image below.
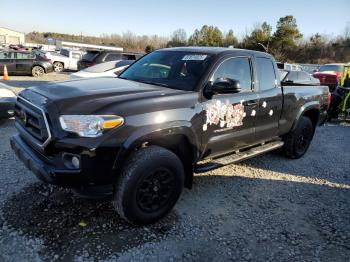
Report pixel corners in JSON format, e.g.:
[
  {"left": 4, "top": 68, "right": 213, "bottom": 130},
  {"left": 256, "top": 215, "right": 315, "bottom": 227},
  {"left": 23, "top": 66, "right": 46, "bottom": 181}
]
[
  {"left": 0, "top": 72, "right": 70, "bottom": 92},
  {"left": 0, "top": 119, "right": 349, "bottom": 261}
]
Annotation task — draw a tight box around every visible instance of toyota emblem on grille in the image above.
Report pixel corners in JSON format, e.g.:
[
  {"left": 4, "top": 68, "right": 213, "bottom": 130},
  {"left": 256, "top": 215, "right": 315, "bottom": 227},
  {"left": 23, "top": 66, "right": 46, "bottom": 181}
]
[{"left": 19, "top": 110, "right": 28, "bottom": 125}]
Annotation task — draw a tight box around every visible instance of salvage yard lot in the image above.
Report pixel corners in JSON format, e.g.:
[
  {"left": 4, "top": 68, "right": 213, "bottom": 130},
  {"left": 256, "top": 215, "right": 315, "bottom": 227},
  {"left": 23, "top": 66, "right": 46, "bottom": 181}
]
[
  {"left": 0, "top": 72, "right": 70, "bottom": 91},
  {"left": 0, "top": 113, "right": 349, "bottom": 260}
]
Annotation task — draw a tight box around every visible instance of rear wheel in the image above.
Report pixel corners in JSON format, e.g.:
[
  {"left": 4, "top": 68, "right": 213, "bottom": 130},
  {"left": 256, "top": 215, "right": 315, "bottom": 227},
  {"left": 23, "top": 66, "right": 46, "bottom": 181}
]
[
  {"left": 32, "top": 66, "right": 45, "bottom": 77},
  {"left": 53, "top": 62, "right": 64, "bottom": 72},
  {"left": 113, "top": 146, "right": 184, "bottom": 225},
  {"left": 282, "top": 116, "right": 314, "bottom": 159}
]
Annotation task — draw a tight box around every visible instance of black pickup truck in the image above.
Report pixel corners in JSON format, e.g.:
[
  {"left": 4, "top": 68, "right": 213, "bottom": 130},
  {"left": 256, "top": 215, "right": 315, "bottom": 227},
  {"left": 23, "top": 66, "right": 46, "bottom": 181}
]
[{"left": 11, "top": 47, "right": 329, "bottom": 225}]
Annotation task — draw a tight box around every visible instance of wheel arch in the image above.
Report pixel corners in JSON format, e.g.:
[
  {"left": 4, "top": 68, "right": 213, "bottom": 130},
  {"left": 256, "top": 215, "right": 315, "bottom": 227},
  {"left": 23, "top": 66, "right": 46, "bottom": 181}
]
[
  {"left": 53, "top": 61, "right": 65, "bottom": 67},
  {"left": 31, "top": 64, "right": 46, "bottom": 74},
  {"left": 114, "top": 126, "right": 200, "bottom": 189},
  {"left": 292, "top": 102, "right": 320, "bottom": 131}
]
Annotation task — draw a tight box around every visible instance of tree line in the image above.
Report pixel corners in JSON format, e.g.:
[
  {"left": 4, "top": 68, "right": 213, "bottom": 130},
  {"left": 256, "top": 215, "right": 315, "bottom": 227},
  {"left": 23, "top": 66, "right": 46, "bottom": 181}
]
[{"left": 25, "top": 15, "right": 350, "bottom": 63}]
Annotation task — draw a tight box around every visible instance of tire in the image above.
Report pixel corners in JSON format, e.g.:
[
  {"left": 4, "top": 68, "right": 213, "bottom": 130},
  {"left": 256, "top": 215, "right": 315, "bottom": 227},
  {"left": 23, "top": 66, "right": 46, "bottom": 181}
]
[
  {"left": 32, "top": 66, "right": 45, "bottom": 77},
  {"left": 53, "top": 62, "right": 64, "bottom": 72},
  {"left": 113, "top": 146, "right": 184, "bottom": 225},
  {"left": 282, "top": 116, "right": 314, "bottom": 159}
]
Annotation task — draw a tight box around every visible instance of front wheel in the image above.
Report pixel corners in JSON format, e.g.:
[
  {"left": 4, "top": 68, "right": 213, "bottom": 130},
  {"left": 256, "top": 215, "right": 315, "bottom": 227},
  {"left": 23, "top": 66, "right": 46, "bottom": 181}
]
[
  {"left": 282, "top": 116, "right": 314, "bottom": 159},
  {"left": 32, "top": 66, "right": 45, "bottom": 77},
  {"left": 113, "top": 146, "right": 184, "bottom": 225},
  {"left": 53, "top": 62, "right": 64, "bottom": 72}
]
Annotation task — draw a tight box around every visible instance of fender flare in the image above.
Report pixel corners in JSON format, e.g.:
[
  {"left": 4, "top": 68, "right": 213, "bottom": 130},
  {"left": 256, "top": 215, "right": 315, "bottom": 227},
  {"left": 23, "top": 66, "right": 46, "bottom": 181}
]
[
  {"left": 291, "top": 101, "right": 320, "bottom": 131},
  {"left": 112, "top": 121, "right": 200, "bottom": 189},
  {"left": 113, "top": 121, "right": 200, "bottom": 173}
]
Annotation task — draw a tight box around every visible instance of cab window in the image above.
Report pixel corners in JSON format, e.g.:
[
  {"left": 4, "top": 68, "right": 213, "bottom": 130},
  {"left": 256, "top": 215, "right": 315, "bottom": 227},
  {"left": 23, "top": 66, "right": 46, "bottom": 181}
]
[
  {"left": 256, "top": 57, "right": 277, "bottom": 91},
  {"left": 15, "top": 52, "right": 35, "bottom": 59},
  {"left": 211, "top": 57, "right": 252, "bottom": 92},
  {"left": 0, "top": 52, "right": 14, "bottom": 59}
]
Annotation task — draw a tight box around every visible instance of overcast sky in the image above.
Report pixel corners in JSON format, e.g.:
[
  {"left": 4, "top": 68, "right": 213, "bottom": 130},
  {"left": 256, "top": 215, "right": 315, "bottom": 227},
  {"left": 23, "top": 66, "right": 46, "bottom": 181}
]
[{"left": 1, "top": 0, "right": 349, "bottom": 39}]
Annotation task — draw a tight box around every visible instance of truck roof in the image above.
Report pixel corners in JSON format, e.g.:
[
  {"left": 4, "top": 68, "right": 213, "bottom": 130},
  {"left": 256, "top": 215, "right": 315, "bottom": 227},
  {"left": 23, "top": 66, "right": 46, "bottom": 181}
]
[{"left": 161, "top": 46, "right": 272, "bottom": 57}]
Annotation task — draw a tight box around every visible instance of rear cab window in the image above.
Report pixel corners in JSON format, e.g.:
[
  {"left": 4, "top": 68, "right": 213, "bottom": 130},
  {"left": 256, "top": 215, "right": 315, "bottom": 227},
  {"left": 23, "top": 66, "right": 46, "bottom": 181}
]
[{"left": 256, "top": 57, "right": 277, "bottom": 91}]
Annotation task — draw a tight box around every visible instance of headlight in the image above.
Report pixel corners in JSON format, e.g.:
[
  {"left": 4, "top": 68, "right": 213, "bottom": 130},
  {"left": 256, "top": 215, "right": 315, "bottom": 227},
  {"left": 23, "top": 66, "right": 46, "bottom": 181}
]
[{"left": 59, "top": 115, "right": 124, "bottom": 137}]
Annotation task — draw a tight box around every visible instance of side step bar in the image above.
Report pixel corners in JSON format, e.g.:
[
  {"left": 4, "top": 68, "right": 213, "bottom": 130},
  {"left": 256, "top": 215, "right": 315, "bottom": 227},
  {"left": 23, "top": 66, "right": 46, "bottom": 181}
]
[{"left": 194, "top": 141, "right": 284, "bottom": 173}]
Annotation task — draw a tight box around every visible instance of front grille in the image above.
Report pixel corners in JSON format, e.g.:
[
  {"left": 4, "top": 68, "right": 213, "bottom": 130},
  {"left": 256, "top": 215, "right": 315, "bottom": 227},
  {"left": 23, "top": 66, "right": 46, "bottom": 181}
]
[{"left": 14, "top": 97, "right": 51, "bottom": 147}]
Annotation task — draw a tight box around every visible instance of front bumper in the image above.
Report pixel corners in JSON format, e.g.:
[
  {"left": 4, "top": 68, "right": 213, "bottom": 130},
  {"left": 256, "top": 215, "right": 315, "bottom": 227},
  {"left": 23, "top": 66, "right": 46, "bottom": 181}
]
[
  {"left": 0, "top": 97, "right": 16, "bottom": 118},
  {"left": 10, "top": 134, "right": 118, "bottom": 187}
]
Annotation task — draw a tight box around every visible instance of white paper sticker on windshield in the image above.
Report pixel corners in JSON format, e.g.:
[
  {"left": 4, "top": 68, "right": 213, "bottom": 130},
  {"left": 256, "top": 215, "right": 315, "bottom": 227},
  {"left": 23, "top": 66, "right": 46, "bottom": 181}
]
[{"left": 182, "top": 54, "right": 207, "bottom": 61}]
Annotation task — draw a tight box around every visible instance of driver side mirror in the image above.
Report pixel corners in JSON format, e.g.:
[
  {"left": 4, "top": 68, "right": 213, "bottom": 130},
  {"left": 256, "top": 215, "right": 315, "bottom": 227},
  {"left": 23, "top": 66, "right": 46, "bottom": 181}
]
[{"left": 211, "top": 78, "right": 242, "bottom": 94}]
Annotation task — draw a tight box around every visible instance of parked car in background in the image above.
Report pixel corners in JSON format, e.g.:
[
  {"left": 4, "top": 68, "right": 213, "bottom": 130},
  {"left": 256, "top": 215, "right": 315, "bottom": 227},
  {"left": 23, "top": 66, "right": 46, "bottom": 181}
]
[
  {"left": 0, "top": 83, "right": 16, "bottom": 119},
  {"left": 70, "top": 60, "right": 133, "bottom": 80},
  {"left": 9, "top": 44, "right": 27, "bottom": 51},
  {"left": 280, "top": 70, "right": 320, "bottom": 86},
  {"left": 313, "top": 63, "right": 345, "bottom": 92},
  {"left": 35, "top": 48, "right": 85, "bottom": 72},
  {"left": 78, "top": 50, "right": 143, "bottom": 70},
  {"left": 0, "top": 50, "right": 53, "bottom": 77}
]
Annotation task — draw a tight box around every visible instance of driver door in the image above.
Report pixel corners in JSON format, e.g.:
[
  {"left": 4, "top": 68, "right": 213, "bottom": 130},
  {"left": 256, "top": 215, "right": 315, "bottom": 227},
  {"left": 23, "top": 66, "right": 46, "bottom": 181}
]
[{"left": 201, "top": 56, "right": 259, "bottom": 158}]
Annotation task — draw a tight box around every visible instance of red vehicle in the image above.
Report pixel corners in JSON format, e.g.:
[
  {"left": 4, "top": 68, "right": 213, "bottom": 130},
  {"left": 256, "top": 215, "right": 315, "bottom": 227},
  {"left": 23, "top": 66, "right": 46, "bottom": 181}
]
[{"left": 313, "top": 64, "right": 344, "bottom": 92}]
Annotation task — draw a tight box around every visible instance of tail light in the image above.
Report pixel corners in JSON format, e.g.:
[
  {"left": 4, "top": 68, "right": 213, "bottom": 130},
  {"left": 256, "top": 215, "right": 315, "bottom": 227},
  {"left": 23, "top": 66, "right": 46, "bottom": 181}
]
[{"left": 327, "top": 92, "right": 332, "bottom": 109}]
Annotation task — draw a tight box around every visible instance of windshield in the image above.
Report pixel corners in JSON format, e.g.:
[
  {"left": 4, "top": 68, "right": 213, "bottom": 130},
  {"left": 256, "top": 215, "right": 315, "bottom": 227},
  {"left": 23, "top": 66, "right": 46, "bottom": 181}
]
[
  {"left": 119, "top": 50, "right": 213, "bottom": 91},
  {"left": 82, "top": 51, "right": 100, "bottom": 62},
  {"left": 319, "top": 65, "right": 342, "bottom": 72}
]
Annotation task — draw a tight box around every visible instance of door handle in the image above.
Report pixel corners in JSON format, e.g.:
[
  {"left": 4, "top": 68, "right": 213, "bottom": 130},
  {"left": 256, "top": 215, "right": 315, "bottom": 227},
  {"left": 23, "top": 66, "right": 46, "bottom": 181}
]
[{"left": 246, "top": 101, "right": 258, "bottom": 106}]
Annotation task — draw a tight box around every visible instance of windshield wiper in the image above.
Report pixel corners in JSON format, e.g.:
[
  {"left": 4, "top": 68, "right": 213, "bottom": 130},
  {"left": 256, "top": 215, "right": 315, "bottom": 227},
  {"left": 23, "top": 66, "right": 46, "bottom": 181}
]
[
  {"left": 137, "top": 80, "right": 169, "bottom": 87},
  {"left": 118, "top": 77, "right": 169, "bottom": 88}
]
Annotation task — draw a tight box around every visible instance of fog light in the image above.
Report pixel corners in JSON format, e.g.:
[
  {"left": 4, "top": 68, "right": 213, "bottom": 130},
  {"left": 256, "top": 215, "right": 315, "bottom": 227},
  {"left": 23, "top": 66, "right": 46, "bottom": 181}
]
[
  {"left": 8, "top": 110, "right": 14, "bottom": 116},
  {"left": 72, "top": 156, "right": 80, "bottom": 169}
]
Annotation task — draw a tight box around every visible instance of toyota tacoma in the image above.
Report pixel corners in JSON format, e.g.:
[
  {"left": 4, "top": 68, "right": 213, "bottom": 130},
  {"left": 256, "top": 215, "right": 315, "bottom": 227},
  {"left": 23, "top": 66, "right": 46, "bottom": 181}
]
[{"left": 11, "top": 47, "right": 329, "bottom": 225}]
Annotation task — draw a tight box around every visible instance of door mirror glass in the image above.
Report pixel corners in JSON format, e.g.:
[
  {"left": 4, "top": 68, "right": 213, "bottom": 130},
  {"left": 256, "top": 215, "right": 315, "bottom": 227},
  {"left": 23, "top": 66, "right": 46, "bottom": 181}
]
[{"left": 211, "top": 78, "right": 241, "bottom": 94}]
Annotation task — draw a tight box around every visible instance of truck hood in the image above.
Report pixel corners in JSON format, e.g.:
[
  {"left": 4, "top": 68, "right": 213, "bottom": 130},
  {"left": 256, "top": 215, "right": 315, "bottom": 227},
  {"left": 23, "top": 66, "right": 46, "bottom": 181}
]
[{"left": 25, "top": 77, "right": 191, "bottom": 115}]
